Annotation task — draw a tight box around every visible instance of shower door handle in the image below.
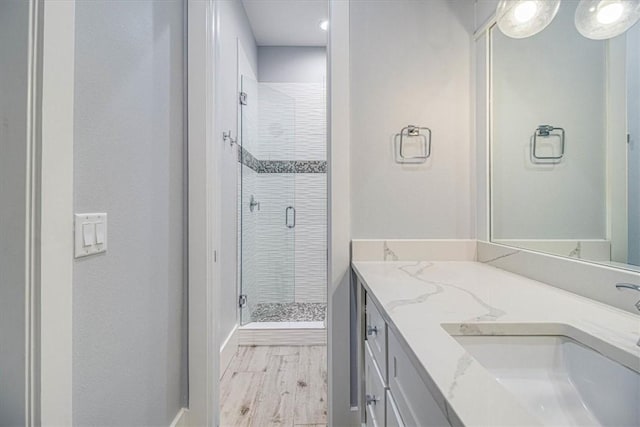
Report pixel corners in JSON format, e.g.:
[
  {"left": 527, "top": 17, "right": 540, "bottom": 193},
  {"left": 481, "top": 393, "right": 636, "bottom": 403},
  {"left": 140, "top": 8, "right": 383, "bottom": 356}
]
[{"left": 285, "top": 206, "right": 296, "bottom": 229}]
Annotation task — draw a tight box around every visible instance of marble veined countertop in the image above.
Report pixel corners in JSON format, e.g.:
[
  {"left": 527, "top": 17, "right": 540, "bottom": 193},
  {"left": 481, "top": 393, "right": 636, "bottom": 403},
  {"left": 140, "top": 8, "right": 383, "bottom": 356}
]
[{"left": 352, "top": 261, "right": 640, "bottom": 427}]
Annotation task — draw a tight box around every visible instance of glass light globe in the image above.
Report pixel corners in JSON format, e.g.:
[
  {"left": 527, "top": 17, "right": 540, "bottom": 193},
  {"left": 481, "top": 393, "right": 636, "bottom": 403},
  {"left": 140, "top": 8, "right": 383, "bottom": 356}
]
[
  {"left": 496, "top": 0, "right": 562, "bottom": 39},
  {"left": 575, "top": 0, "right": 640, "bottom": 40}
]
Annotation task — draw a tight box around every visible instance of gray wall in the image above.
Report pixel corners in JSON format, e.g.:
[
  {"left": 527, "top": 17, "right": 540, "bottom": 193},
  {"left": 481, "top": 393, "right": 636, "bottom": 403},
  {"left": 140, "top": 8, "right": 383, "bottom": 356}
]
[
  {"left": 475, "top": 0, "right": 498, "bottom": 31},
  {"left": 350, "top": 0, "right": 474, "bottom": 239},
  {"left": 73, "top": 0, "right": 186, "bottom": 424},
  {"left": 218, "top": 0, "right": 257, "bottom": 343},
  {"left": 258, "top": 46, "right": 326, "bottom": 83},
  {"left": 0, "top": 0, "right": 29, "bottom": 424},
  {"left": 629, "top": 24, "right": 640, "bottom": 266}
]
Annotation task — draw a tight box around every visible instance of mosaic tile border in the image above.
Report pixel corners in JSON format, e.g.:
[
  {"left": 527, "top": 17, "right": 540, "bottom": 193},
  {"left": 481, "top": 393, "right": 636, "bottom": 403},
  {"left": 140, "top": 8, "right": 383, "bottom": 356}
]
[
  {"left": 250, "top": 302, "right": 327, "bottom": 322},
  {"left": 238, "top": 146, "right": 327, "bottom": 174},
  {"left": 238, "top": 147, "right": 261, "bottom": 172}
]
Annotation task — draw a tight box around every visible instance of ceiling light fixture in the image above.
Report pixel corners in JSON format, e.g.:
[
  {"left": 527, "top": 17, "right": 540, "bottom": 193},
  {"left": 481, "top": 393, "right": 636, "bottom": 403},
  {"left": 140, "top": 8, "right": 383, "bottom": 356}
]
[
  {"left": 319, "top": 20, "right": 328, "bottom": 31},
  {"left": 496, "top": 0, "right": 561, "bottom": 38},
  {"left": 575, "top": 0, "right": 640, "bottom": 39}
]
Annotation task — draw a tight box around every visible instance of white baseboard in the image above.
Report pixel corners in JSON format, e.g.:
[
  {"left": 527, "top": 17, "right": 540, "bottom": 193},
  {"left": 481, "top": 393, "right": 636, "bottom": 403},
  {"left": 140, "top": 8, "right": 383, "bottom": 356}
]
[
  {"left": 170, "top": 408, "right": 188, "bottom": 427},
  {"left": 220, "top": 325, "right": 239, "bottom": 378},
  {"left": 238, "top": 326, "right": 327, "bottom": 346}
]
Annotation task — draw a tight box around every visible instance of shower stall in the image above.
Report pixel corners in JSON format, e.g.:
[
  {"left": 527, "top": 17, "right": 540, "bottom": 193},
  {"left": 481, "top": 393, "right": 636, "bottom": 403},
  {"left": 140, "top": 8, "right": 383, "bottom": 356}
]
[{"left": 237, "top": 73, "right": 327, "bottom": 327}]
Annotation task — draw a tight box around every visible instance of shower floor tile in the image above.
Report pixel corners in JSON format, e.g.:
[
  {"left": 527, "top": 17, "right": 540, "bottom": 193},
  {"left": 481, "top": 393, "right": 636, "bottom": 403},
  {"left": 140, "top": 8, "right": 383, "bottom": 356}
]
[{"left": 251, "top": 302, "right": 326, "bottom": 322}]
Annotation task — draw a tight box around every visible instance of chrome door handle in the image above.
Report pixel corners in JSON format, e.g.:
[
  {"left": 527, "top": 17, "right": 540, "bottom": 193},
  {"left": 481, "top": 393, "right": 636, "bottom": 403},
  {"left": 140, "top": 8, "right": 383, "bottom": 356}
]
[
  {"left": 367, "top": 325, "right": 378, "bottom": 336},
  {"left": 285, "top": 206, "right": 296, "bottom": 228},
  {"left": 249, "top": 195, "right": 260, "bottom": 212},
  {"left": 366, "top": 394, "right": 379, "bottom": 406}
]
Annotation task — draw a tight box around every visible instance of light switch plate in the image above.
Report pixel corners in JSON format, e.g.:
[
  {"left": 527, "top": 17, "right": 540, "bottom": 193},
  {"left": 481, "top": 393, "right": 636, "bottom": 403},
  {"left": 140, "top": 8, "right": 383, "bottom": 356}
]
[{"left": 74, "top": 213, "right": 107, "bottom": 258}]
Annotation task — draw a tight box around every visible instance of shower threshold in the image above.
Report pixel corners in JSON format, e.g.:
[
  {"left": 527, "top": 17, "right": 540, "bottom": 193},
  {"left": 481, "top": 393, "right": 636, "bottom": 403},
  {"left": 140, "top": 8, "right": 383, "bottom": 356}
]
[
  {"left": 238, "top": 320, "right": 326, "bottom": 346},
  {"left": 241, "top": 321, "right": 324, "bottom": 329},
  {"left": 239, "top": 303, "right": 327, "bottom": 345}
]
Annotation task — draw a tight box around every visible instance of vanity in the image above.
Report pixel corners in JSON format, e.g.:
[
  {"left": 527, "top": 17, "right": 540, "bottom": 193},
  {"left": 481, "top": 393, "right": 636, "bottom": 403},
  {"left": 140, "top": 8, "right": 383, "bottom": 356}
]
[
  {"left": 350, "top": 1, "right": 640, "bottom": 425},
  {"left": 353, "top": 255, "right": 640, "bottom": 427}
]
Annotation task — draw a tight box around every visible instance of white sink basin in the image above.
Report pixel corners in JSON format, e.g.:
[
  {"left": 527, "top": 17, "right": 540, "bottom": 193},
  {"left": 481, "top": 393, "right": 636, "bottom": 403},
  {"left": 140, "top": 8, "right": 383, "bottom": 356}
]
[{"left": 452, "top": 334, "right": 640, "bottom": 426}]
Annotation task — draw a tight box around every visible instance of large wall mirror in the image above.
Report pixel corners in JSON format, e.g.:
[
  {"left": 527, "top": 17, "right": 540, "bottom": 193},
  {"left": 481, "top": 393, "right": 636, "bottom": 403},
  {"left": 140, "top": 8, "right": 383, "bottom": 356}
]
[{"left": 490, "top": 0, "right": 640, "bottom": 272}]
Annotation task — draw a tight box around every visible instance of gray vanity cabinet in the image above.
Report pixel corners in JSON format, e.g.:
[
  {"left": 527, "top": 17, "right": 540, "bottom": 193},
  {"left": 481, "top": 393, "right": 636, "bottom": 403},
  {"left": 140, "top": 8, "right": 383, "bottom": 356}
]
[
  {"left": 365, "top": 293, "right": 388, "bottom": 378},
  {"left": 362, "top": 284, "right": 450, "bottom": 427},
  {"left": 365, "top": 343, "right": 387, "bottom": 427},
  {"left": 387, "top": 328, "right": 449, "bottom": 427},
  {"left": 385, "top": 390, "right": 404, "bottom": 427}
]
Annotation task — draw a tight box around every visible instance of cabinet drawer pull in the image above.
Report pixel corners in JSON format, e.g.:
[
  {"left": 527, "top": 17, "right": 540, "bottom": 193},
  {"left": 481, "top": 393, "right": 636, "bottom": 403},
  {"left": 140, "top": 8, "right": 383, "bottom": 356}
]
[
  {"left": 366, "top": 394, "right": 379, "bottom": 406},
  {"left": 367, "top": 325, "right": 378, "bottom": 336}
]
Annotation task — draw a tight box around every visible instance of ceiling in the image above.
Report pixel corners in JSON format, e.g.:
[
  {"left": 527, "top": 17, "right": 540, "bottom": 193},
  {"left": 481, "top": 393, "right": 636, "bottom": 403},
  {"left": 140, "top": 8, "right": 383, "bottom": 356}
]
[{"left": 241, "top": 0, "right": 328, "bottom": 47}]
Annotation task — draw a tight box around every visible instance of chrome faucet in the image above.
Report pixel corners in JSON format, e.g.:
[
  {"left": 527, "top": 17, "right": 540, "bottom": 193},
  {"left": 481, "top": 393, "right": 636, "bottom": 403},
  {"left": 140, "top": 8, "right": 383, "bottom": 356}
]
[{"left": 615, "top": 283, "right": 640, "bottom": 347}]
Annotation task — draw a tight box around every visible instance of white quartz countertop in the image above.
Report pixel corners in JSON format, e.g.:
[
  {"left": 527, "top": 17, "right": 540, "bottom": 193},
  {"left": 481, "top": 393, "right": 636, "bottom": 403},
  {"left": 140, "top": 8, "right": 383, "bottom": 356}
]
[{"left": 352, "top": 261, "right": 640, "bottom": 427}]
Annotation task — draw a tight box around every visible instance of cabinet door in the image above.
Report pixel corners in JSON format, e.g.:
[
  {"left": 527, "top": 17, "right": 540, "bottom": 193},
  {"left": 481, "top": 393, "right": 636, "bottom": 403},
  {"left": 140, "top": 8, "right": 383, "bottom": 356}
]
[
  {"left": 365, "top": 294, "right": 387, "bottom": 383},
  {"left": 386, "top": 390, "right": 405, "bottom": 427},
  {"left": 365, "top": 343, "right": 386, "bottom": 427},
  {"left": 388, "top": 328, "right": 450, "bottom": 427}
]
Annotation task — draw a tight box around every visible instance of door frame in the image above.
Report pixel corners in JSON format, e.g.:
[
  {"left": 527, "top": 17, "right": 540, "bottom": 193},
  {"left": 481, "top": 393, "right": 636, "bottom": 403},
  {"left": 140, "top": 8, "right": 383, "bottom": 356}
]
[
  {"left": 187, "top": 1, "right": 355, "bottom": 426},
  {"left": 186, "top": 0, "right": 220, "bottom": 425},
  {"left": 32, "top": 1, "right": 221, "bottom": 425},
  {"left": 327, "top": 1, "right": 357, "bottom": 425},
  {"left": 37, "top": 0, "right": 75, "bottom": 424}
]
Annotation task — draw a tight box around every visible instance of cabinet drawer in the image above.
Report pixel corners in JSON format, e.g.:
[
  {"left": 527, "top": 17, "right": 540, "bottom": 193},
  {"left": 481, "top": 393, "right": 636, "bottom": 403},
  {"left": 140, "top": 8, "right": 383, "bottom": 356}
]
[
  {"left": 365, "top": 294, "right": 387, "bottom": 382},
  {"left": 388, "top": 328, "right": 450, "bottom": 427},
  {"left": 365, "top": 343, "right": 386, "bottom": 427},
  {"left": 386, "top": 390, "right": 405, "bottom": 427}
]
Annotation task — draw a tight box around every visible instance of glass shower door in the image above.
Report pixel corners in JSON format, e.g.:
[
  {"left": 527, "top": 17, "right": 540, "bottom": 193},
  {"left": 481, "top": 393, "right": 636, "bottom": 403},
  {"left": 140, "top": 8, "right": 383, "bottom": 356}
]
[{"left": 240, "top": 76, "right": 296, "bottom": 324}]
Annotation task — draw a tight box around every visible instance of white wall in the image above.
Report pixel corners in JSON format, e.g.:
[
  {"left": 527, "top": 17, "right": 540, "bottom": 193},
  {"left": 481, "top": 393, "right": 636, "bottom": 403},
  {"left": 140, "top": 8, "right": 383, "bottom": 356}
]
[
  {"left": 218, "top": 0, "right": 258, "bottom": 339},
  {"left": 0, "top": 0, "right": 29, "bottom": 423},
  {"left": 258, "top": 46, "right": 327, "bottom": 83},
  {"left": 73, "top": 1, "right": 185, "bottom": 423},
  {"left": 491, "top": 1, "right": 607, "bottom": 240},
  {"left": 350, "top": 0, "right": 474, "bottom": 239}
]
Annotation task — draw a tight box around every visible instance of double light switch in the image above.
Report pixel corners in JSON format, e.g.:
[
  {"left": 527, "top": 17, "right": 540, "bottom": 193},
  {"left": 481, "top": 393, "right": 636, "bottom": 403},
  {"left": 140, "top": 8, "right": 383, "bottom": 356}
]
[{"left": 75, "top": 213, "right": 107, "bottom": 258}]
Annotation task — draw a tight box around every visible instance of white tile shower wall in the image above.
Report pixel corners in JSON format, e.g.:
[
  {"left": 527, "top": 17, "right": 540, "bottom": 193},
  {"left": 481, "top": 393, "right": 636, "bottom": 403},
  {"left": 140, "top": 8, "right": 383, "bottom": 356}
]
[
  {"left": 257, "top": 84, "right": 295, "bottom": 161},
  {"left": 255, "top": 174, "right": 296, "bottom": 304},
  {"left": 294, "top": 174, "right": 327, "bottom": 303},
  {"left": 258, "top": 82, "right": 326, "bottom": 161}
]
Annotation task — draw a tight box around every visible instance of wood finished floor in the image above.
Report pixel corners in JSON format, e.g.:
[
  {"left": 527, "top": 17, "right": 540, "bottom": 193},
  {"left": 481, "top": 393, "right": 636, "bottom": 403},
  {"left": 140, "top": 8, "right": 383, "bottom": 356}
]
[{"left": 220, "top": 345, "right": 327, "bottom": 427}]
